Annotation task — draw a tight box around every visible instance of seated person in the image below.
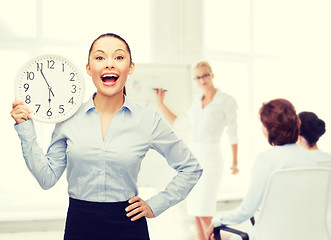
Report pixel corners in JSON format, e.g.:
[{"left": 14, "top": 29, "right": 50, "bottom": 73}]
[
  {"left": 298, "top": 111, "right": 331, "bottom": 167},
  {"left": 206, "top": 98, "right": 317, "bottom": 240}
]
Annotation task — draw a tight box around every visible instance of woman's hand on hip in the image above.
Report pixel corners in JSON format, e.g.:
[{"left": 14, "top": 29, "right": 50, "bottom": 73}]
[
  {"left": 11, "top": 100, "right": 31, "bottom": 124},
  {"left": 126, "top": 196, "right": 155, "bottom": 221}
]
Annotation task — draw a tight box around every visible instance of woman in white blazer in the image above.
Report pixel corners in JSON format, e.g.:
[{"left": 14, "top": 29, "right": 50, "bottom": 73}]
[{"left": 156, "top": 61, "right": 239, "bottom": 240}]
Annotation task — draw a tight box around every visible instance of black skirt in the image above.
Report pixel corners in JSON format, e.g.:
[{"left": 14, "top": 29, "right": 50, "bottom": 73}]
[{"left": 64, "top": 197, "right": 150, "bottom": 240}]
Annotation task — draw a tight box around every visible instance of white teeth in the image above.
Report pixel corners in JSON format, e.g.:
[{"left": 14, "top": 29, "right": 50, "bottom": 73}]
[{"left": 103, "top": 74, "right": 118, "bottom": 78}]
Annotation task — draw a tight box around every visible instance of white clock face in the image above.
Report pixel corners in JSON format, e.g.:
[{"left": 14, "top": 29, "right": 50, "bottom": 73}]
[{"left": 15, "top": 54, "right": 85, "bottom": 123}]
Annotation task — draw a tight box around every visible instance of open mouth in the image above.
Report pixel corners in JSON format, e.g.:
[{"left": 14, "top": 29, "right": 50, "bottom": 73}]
[{"left": 101, "top": 73, "right": 119, "bottom": 85}]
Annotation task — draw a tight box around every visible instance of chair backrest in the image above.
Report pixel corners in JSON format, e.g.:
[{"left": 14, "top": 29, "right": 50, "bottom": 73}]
[{"left": 255, "top": 168, "right": 331, "bottom": 240}]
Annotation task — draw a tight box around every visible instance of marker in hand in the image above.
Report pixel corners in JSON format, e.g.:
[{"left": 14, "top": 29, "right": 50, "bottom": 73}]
[{"left": 152, "top": 88, "right": 168, "bottom": 92}]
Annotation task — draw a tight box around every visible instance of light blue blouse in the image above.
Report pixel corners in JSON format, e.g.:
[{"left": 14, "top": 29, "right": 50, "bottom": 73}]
[{"left": 15, "top": 94, "right": 202, "bottom": 217}]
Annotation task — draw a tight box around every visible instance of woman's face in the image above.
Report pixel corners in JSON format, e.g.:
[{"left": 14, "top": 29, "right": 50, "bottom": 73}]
[
  {"left": 86, "top": 37, "right": 135, "bottom": 98},
  {"left": 194, "top": 66, "right": 214, "bottom": 90}
]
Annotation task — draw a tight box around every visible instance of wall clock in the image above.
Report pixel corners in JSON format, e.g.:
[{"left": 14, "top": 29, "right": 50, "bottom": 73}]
[{"left": 15, "top": 54, "right": 85, "bottom": 123}]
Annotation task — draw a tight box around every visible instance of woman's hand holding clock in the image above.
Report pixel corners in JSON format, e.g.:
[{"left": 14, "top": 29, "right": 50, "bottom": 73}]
[{"left": 11, "top": 100, "right": 31, "bottom": 124}]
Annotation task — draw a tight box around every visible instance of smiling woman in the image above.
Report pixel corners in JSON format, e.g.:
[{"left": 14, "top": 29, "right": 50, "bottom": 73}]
[
  {"left": 86, "top": 33, "right": 135, "bottom": 100},
  {"left": 10, "top": 33, "right": 202, "bottom": 240},
  {"left": 1, "top": 1, "right": 152, "bottom": 225}
]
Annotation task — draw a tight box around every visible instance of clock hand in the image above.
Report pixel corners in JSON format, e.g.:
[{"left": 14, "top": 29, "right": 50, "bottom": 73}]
[
  {"left": 40, "top": 70, "right": 51, "bottom": 88},
  {"left": 48, "top": 89, "right": 51, "bottom": 108},
  {"left": 40, "top": 70, "right": 55, "bottom": 97},
  {"left": 49, "top": 87, "right": 55, "bottom": 97}
]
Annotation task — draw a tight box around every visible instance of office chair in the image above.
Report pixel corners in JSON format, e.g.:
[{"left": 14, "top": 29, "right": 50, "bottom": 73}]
[{"left": 213, "top": 168, "right": 331, "bottom": 240}]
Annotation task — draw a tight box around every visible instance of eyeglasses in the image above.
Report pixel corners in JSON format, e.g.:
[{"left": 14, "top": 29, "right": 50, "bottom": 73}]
[{"left": 194, "top": 73, "right": 212, "bottom": 80}]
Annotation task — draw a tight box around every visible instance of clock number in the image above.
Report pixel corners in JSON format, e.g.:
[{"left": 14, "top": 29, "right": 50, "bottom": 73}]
[
  {"left": 59, "top": 105, "right": 65, "bottom": 114},
  {"left": 71, "top": 85, "right": 77, "bottom": 93},
  {"left": 68, "top": 97, "right": 74, "bottom": 104},
  {"left": 26, "top": 72, "right": 34, "bottom": 80},
  {"left": 25, "top": 95, "right": 31, "bottom": 104},
  {"left": 70, "top": 72, "right": 75, "bottom": 81},
  {"left": 23, "top": 83, "right": 29, "bottom": 92},
  {"left": 35, "top": 104, "right": 41, "bottom": 113},
  {"left": 62, "top": 63, "right": 65, "bottom": 72},
  {"left": 36, "top": 62, "right": 43, "bottom": 71},
  {"left": 47, "top": 60, "right": 55, "bottom": 69},
  {"left": 47, "top": 108, "right": 52, "bottom": 117}
]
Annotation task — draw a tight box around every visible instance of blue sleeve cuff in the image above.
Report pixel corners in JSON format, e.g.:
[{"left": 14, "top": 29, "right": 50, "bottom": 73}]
[
  {"left": 146, "top": 193, "right": 170, "bottom": 217},
  {"left": 14, "top": 119, "right": 36, "bottom": 141}
]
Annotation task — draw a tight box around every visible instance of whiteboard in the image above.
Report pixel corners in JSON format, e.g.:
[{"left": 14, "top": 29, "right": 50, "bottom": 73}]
[
  {"left": 127, "top": 63, "right": 192, "bottom": 116},
  {"left": 126, "top": 63, "right": 193, "bottom": 188}
]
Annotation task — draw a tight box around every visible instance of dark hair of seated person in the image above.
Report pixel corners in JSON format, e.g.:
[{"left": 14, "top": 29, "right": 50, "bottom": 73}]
[
  {"left": 298, "top": 111, "right": 326, "bottom": 148},
  {"left": 259, "top": 98, "right": 300, "bottom": 146}
]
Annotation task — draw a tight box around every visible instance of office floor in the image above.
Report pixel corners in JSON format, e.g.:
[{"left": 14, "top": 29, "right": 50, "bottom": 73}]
[{"left": 0, "top": 200, "right": 251, "bottom": 240}]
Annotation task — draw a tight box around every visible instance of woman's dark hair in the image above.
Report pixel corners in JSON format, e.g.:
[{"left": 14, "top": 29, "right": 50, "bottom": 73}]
[
  {"left": 259, "top": 98, "right": 300, "bottom": 146},
  {"left": 298, "top": 111, "right": 326, "bottom": 147},
  {"left": 88, "top": 33, "right": 132, "bottom": 95}
]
